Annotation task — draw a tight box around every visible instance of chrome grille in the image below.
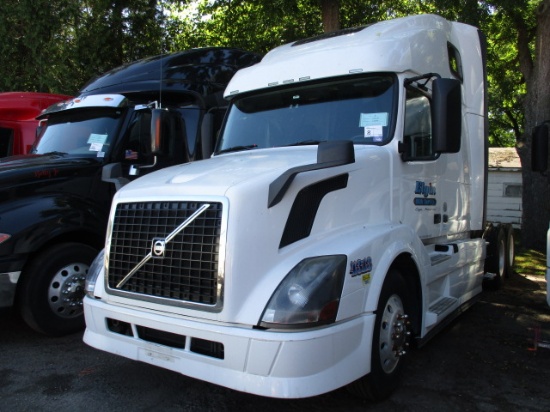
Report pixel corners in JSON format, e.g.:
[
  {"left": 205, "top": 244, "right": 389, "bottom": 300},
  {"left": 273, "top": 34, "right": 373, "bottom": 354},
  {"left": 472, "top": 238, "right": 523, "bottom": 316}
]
[{"left": 107, "top": 201, "right": 222, "bottom": 306}]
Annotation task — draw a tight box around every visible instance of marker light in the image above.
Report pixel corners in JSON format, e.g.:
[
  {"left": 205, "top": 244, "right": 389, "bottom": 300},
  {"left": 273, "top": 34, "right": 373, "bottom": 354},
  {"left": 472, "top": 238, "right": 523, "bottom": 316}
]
[{"left": 85, "top": 249, "right": 105, "bottom": 298}]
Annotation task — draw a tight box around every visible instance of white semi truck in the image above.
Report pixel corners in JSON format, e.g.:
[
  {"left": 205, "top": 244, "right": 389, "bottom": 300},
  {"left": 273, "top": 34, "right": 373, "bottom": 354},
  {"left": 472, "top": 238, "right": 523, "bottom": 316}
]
[{"left": 84, "top": 15, "right": 496, "bottom": 400}]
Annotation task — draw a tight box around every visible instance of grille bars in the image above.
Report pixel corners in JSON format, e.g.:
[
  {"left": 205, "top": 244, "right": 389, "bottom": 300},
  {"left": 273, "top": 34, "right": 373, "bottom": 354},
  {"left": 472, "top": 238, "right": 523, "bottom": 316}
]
[{"left": 115, "top": 203, "right": 211, "bottom": 289}]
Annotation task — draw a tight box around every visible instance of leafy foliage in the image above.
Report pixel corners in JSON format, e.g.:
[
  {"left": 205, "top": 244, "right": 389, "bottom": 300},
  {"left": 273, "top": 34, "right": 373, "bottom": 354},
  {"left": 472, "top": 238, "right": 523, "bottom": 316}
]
[
  {"left": 166, "top": 0, "right": 322, "bottom": 54},
  {"left": 0, "top": 0, "right": 166, "bottom": 95},
  {"left": 0, "top": 0, "right": 538, "bottom": 144}
]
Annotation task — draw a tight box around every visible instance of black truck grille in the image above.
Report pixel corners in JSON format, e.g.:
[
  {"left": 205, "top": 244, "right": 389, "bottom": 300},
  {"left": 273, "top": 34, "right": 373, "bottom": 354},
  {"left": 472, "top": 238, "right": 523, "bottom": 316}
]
[{"left": 107, "top": 201, "right": 223, "bottom": 306}]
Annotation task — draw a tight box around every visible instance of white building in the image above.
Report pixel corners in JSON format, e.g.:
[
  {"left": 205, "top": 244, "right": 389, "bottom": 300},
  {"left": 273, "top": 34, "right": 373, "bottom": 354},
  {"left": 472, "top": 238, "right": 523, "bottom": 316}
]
[{"left": 487, "top": 147, "right": 522, "bottom": 229}]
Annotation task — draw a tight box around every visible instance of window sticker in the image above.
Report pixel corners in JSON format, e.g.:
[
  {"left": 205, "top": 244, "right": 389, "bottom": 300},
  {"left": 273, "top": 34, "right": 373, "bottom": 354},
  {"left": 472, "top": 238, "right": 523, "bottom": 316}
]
[
  {"left": 359, "top": 113, "right": 388, "bottom": 127},
  {"left": 97, "top": 151, "right": 105, "bottom": 158},
  {"left": 89, "top": 142, "right": 103, "bottom": 152},
  {"left": 364, "top": 125, "right": 383, "bottom": 140},
  {"left": 87, "top": 133, "right": 108, "bottom": 145}
]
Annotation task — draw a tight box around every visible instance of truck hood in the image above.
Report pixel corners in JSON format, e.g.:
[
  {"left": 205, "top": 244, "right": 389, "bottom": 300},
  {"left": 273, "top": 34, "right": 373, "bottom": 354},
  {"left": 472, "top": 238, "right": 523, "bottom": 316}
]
[
  {"left": 0, "top": 153, "right": 97, "bottom": 169},
  {"left": 0, "top": 153, "right": 100, "bottom": 188},
  {"left": 108, "top": 145, "right": 393, "bottom": 326},
  {"left": 115, "top": 147, "right": 317, "bottom": 200}
]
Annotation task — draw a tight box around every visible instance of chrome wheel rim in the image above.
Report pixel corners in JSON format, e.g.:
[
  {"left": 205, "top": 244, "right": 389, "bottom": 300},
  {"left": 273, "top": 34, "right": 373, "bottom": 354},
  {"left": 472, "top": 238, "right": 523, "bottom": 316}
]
[
  {"left": 378, "top": 294, "right": 409, "bottom": 374},
  {"left": 48, "top": 262, "right": 89, "bottom": 319}
]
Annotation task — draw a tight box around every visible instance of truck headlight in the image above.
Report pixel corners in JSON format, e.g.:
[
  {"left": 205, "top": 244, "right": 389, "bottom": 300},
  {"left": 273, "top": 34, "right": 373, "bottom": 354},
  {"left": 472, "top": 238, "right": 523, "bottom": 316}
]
[
  {"left": 85, "top": 248, "right": 105, "bottom": 298},
  {"left": 259, "top": 255, "right": 347, "bottom": 329}
]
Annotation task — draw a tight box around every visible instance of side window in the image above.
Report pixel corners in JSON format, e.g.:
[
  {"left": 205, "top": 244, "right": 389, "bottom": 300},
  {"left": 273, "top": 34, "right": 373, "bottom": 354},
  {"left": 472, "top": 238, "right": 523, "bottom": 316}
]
[
  {"left": 402, "top": 90, "right": 434, "bottom": 160},
  {"left": 0, "top": 127, "right": 14, "bottom": 157},
  {"left": 448, "top": 43, "right": 463, "bottom": 81},
  {"left": 504, "top": 183, "right": 522, "bottom": 198},
  {"left": 158, "top": 111, "right": 188, "bottom": 165}
]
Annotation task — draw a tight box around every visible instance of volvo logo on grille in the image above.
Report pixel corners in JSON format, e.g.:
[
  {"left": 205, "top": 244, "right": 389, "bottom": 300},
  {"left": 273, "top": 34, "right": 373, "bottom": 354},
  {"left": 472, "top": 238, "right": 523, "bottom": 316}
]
[{"left": 152, "top": 238, "right": 166, "bottom": 258}]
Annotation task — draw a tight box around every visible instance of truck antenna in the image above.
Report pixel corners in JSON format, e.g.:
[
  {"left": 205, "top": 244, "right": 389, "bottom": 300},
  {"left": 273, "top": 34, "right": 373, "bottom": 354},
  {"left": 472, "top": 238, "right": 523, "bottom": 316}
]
[
  {"left": 159, "top": 50, "right": 163, "bottom": 109},
  {"left": 158, "top": 3, "right": 164, "bottom": 109}
]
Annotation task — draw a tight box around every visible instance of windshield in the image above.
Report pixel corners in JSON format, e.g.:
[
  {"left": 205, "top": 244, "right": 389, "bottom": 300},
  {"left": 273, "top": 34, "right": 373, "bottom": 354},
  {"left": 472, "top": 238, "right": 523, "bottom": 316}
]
[
  {"left": 33, "top": 108, "right": 123, "bottom": 158},
  {"left": 216, "top": 75, "right": 396, "bottom": 153}
]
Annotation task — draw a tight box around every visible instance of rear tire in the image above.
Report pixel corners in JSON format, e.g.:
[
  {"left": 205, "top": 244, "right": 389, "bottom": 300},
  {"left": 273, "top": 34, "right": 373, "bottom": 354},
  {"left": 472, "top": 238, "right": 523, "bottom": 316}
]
[
  {"left": 347, "top": 269, "right": 411, "bottom": 401},
  {"left": 503, "top": 224, "right": 515, "bottom": 278},
  {"left": 484, "top": 224, "right": 506, "bottom": 290},
  {"left": 17, "top": 242, "right": 97, "bottom": 336}
]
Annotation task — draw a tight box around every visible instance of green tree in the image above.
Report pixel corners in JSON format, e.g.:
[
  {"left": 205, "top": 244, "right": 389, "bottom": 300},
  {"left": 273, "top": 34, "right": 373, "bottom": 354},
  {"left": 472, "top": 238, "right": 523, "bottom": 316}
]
[
  {"left": 0, "top": 0, "right": 80, "bottom": 94},
  {"left": 0, "top": 0, "right": 169, "bottom": 94},
  {"left": 508, "top": 0, "right": 550, "bottom": 250},
  {"left": 166, "top": 0, "right": 322, "bottom": 54},
  {"left": 71, "top": 0, "right": 167, "bottom": 92}
]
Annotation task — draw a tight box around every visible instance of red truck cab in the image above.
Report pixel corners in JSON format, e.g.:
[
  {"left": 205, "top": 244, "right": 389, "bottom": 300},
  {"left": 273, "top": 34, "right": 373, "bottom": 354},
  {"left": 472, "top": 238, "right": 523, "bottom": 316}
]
[{"left": 0, "top": 92, "right": 71, "bottom": 157}]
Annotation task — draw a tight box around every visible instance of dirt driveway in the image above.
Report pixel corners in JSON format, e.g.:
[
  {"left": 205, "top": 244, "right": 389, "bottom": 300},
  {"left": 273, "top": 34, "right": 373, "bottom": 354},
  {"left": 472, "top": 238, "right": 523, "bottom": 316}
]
[
  {"left": 384, "top": 270, "right": 550, "bottom": 411},
  {"left": 1, "top": 269, "right": 550, "bottom": 411}
]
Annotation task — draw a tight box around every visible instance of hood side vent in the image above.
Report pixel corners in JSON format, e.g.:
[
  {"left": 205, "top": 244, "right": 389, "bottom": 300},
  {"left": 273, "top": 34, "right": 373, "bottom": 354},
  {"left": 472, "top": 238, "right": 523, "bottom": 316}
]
[{"left": 279, "top": 174, "right": 348, "bottom": 248}]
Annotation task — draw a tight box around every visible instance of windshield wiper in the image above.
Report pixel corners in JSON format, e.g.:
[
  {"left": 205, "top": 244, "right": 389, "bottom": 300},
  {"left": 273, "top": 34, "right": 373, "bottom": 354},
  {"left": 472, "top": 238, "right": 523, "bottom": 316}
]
[
  {"left": 287, "top": 140, "right": 324, "bottom": 146},
  {"left": 217, "top": 144, "right": 258, "bottom": 154},
  {"left": 42, "top": 151, "right": 68, "bottom": 156}
]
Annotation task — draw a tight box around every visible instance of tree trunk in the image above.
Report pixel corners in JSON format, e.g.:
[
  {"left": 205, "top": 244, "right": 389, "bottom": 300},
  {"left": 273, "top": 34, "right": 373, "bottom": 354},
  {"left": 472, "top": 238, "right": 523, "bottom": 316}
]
[
  {"left": 111, "top": 0, "right": 127, "bottom": 67},
  {"left": 517, "top": 0, "right": 550, "bottom": 251},
  {"left": 320, "top": 0, "right": 340, "bottom": 33}
]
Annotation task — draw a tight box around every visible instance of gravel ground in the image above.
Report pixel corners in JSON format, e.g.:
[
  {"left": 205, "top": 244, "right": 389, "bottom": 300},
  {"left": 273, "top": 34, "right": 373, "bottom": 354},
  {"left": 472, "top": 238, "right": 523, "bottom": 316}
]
[{"left": 1, "top": 269, "right": 550, "bottom": 411}]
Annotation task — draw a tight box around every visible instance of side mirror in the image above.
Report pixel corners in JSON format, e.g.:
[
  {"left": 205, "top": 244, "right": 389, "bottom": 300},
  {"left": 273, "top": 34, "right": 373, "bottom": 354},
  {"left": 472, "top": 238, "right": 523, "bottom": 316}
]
[
  {"left": 129, "top": 108, "right": 166, "bottom": 176},
  {"left": 151, "top": 108, "right": 169, "bottom": 155},
  {"left": 532, "top": 123, "right": 549, "bottom": 172},
  {"left": 432, "top": 78, "right": 462, "bottom": 153}
]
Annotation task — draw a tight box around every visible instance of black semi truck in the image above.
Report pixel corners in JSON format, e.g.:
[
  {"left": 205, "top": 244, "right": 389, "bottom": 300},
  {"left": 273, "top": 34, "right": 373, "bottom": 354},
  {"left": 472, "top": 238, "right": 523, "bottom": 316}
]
[{"left": 0, "top": 47, "right": 261, "bottom": 335}]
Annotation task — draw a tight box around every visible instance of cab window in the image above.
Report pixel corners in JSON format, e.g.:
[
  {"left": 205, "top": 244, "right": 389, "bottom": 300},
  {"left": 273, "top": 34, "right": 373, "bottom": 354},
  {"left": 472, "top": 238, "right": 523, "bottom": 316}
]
[{"left": 402, "top": 90, "right": 434, "bottom": 160}]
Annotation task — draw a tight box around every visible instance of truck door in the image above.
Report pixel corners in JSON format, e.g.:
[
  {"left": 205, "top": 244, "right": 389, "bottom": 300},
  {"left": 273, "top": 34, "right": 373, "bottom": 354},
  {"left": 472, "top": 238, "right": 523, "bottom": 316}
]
[{"left": 399, "top": 88, "right": 463, "bottom": 241}]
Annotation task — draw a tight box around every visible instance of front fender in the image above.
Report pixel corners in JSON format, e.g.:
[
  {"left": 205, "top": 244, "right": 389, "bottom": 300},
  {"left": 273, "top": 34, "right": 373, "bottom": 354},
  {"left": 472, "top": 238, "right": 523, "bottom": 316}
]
[
  {"left": 358, "top": 224, "right": 427, "bottom": 314},
  {"left": 314, "top": 223, "right": 426, "bottom": 320},
  {"left": 232, "top": 222, "right": 427, "bottom": 325}
]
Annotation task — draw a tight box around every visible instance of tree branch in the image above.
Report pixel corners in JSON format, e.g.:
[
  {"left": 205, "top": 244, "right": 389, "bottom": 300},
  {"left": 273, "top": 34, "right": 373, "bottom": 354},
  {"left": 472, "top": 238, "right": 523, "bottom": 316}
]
[{"left": 503, "top": 108, "right": 522, "bottom": 141}]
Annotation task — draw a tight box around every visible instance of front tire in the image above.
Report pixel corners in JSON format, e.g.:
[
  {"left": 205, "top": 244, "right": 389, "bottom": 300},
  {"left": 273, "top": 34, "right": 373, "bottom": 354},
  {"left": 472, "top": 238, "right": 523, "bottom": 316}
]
[
  {"left": 17, "top": 242, "right": 98, "bottom": 336},
  {"left": 347, "top": 269, "right": 411, "bottom": 401}
]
